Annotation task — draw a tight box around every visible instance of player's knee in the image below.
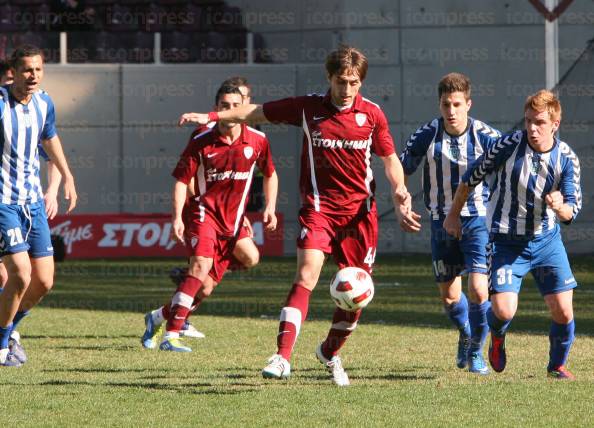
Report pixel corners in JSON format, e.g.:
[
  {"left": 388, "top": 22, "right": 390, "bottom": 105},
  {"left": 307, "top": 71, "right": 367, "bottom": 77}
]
[
  {"left": 200, "top": 283, "right": 215, "bottom": 298},
  {"left": 551, "top": 306, "right": 573, "bottom": 324},
  {"left": 242, "top": 251, "right": 259, "bottom": 269},
  {"left": 10, "top": 270, "right": 32, "bottom": 293},
  {"left": 493, "top": 305, "right": 515, "bottom": 322},
  {"left": 37, "top": 277, "right": 54, "bottom": 296}
]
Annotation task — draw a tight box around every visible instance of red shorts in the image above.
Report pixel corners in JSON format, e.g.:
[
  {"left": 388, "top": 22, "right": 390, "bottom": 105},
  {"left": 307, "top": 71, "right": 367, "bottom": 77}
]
[
  {"left": 297, "top": 204, "right": 378, "bottom": 273},
  {"left": 184, "top": 221, "right": 250, "bottom": 283}
]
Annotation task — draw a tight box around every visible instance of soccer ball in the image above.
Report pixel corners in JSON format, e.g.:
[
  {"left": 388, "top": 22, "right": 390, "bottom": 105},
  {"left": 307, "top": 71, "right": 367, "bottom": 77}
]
[{"left": 329, "top": 267, "right": 374, "bottom": 312}]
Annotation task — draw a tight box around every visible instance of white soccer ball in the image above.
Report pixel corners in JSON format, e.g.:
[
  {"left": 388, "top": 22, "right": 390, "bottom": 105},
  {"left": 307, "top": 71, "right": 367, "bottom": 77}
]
[{"left": 329, "top": 267, "right": 374, "bottom": 312}]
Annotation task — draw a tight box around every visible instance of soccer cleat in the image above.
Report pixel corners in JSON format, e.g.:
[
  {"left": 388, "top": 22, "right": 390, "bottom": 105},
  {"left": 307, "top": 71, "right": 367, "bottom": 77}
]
[
  {"left": 159, "top": 337, "right": 192, "bottom": 352},
  {"left": 488, "top": 333, "right": 507, "bottom": 373},
  {"left": 169, "top": 267, "right": 188, "bottom": 287},
  {"left": 0, "top": 349, "right": 22, "bottom": 367},
  {"left": 456, "top": 332, "right": 471, "bottom": 369},
  {"left": 315, "top": 344, "right": 350, "bottom": 386},
  {"left": 8, "top": 338, "right": 27, "bottom": 364},
  {"left": 468, "top": 352, "right": 489, "bottom": 375},
  {"left": 261, "top": 354, "right": 291, "bottom": 379},
  {"left": 547, "top": 365, "right": 575, "bottom": 380},
  {"left": 180, "top": 321, "right": 205, "bottom": 339},
  {"left": 141, "top": 313, "right": 164, "bottom": 349}
]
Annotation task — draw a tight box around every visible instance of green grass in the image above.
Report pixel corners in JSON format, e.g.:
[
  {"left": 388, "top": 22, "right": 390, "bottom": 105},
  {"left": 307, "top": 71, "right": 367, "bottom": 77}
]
[{"left": 2, "top": 255, "right": 594, "bottom": 427}]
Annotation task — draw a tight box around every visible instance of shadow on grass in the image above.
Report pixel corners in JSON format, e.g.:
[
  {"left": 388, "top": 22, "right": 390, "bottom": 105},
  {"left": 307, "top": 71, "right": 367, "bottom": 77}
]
[{"left": 44, "top": 256, "right": 594, "bottom": 337}]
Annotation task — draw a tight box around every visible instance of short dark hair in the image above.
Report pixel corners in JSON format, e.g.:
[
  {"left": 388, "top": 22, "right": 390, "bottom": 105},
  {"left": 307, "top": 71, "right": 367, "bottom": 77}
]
[
  {"left": 0, "top": 60, "right": 10, "bottom": 78},
  {"left": 9, "top": 45, "right": 44, "bottom": 70},
  {"left": 438, "top": 73, "right": 471, "bottom": 100},
  {"left": 222, "top": 76, "right": 250, "bottom": 94},
  {"left": 325, "top": 45, "right": 368, "bottom": 81},
  {"left": 215, "top": 84, "right": 243, "bottom": 105}
]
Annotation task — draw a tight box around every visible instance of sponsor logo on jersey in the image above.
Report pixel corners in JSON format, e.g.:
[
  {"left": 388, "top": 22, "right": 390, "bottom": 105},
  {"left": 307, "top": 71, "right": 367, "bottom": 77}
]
[
  {"left": 310, "top": 130, "right": 371, "bottom": 150},
  {"left": 244, "top": 146, "right": 253, "bottom": 159},
  {"left": 206, "top": 168, "right": 251, "bottom": 182}
]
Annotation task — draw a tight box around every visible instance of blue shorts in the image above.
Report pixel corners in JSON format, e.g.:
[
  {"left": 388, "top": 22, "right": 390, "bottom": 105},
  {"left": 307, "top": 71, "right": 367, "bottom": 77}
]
[
  {"left": 431, "top": 215, "right": 489, "bottom": 283},
  {"left": 0, "top": 201, "right": 53, "bottom": 258},
  {"left": 488, "top": 225, "right": 577, "bottom": 296}
]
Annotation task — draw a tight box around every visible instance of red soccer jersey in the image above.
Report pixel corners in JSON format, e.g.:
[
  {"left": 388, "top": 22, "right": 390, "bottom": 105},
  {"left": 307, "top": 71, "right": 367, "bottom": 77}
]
[
  {"left": 173, "top": 123, "right": 275, "bottom": 237},
  {"left": 263, "top": 92, "right": 395, "bottom": 215}
]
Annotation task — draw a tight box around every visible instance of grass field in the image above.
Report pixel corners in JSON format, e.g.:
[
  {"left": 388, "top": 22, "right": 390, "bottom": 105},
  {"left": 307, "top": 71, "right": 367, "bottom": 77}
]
[{"left": 1, "top": 255, "right": 594, "bottom": 427}]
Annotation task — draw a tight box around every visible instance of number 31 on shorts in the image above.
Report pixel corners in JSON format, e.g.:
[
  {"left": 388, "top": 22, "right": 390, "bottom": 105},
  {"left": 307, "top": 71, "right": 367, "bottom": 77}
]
[
  {"left": 364, "top": 247, "right": 376, "bottom": 267},
  {"left": 497, "top": 267, "right": 512, "bottom": 285}
]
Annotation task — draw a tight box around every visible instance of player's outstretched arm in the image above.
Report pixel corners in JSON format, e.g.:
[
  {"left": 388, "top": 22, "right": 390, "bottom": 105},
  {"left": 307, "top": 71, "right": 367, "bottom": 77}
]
[
  {"left": 262, "top": 171, "right": 278, "bottom": 231},
  {"left": 44, "top": 160, "right": 62, "bottom": 220},
  {"left": 41, "top": 136, "right": 77, "bottom": 213},
  {"left": 381, "top": 153, "right": 421, "bottom": 232},
  {"left": 178, "top": 104, "right": 269, "bottom": 127},
  {"left": 171, "top": 180, "right": 188, "bottom": 243},
  {"left": 443, "top": 183, "right": 470, "bottom": 239}
]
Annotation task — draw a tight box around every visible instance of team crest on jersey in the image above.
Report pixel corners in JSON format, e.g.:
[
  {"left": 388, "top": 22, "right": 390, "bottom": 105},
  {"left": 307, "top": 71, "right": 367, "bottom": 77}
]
[
  {"left": 355, "top": 113, "right": 367, "bottom": 127},
  {"left": 243, "top": 147, "right": 253, "bottom": 159},
  {"left": 449, "top": 143, "right": 460, "bottom": 160},
  {"left": 531, "top": 156, "right": 542, "bottom": 174},
  {"left": 191, "top": 237, "right": 198, "bottom": 248}
]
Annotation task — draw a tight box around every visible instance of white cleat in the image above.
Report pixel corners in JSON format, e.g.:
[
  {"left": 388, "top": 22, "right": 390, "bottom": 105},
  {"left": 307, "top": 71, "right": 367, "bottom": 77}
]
[
  {"left": 316, "top": 344, "right": 350, "bottom": 386},
  {"left": 261, "top": 354, "right": 291, "bottom": 379},
  {"left": 180, "top": 322, "right": 205, "bottom": 339}
]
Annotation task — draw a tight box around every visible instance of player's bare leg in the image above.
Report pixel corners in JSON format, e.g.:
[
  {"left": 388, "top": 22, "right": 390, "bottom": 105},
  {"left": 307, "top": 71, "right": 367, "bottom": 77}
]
[
  {"left": 262, "top": 248, "right": 324, "bottom": 380},
  {"left": 487, "top": 291, "right": 517, "bottom": 372},
  {"left": 0, "top": 252, "right": 31, "bottom": 366},
  {"left": 438, "top": 276, "right": 471, "bottom": 369},
  {"left": 0, "top": 262, "right": 8, "bottom": 288},
  {"left": 544, "top": 290, "right": 575, "bottom": 379},
  {"left": 231, "top": 237, "right": 259, "bottom": 269},
  {"left": 467, "top": 272, "right": 490, "bottom": 374}
]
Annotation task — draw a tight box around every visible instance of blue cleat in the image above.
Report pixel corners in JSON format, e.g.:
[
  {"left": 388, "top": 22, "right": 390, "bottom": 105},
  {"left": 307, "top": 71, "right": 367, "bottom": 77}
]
[
  {"left": 488, "top": 333, "right": 507, "bottom": 373},
  {"left": 456, "top": 332, "right": 471, "bottom": 369},
  {"left": 468, "top": 352, "right": 490, "bottom": 375},
  {"left": 8, "top": 338, "right": 26, "bottom": 364},
  {"left": 141, "top": 313, "right": 163, "bottom": 349},
  {"left": 159, "top": 337, "right": 192, "bottom": 352}
]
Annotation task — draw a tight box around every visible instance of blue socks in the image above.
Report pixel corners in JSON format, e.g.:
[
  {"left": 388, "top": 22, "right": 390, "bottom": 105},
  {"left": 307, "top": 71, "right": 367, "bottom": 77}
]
[
  {"left": 445, "top": 292, "right": 471, "bottom": 337},
  {"left": 11, "top": 310, "right": 29, "bottom": 334},
  {"left": 469, "top": 301, "right": 490, "bottom": 353},
  {"left": 0, "top": 324, "right": 12, "bottom": 350},
  {"left": 548, "top": 320, "right": 575, "bottom": 370},
  {"left": 486, "top": 306, "right": 512, "bottom": 337}
]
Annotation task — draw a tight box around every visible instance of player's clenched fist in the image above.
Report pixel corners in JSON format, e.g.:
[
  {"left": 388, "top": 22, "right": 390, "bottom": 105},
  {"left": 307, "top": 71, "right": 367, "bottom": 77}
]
[{"left": 545, "top": 191, "right": 564, "bottom": 212}]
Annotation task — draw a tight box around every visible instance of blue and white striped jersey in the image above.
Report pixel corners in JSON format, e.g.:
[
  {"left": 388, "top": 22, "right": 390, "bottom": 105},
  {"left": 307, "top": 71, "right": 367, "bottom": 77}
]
[
  {"left": 0, "top": 85, "right": 57, "bottom": 205},
  {"left": 463, "top": 130, "right": 582, "bottom": 236},
  {"left": 400, "top": 117, "right": 500, "bottom": 220}
]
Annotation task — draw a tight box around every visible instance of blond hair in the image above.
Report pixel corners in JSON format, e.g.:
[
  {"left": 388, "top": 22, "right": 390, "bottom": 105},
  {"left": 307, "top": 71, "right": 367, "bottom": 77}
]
[{"left": 524, "top": 90, "right": 562, "bottom": 122}]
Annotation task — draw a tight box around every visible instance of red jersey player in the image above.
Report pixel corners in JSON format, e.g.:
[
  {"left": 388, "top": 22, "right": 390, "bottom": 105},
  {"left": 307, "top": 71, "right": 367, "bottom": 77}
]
[
  {"left": 142, "top": 83, "right": 278, "bottom": 353},
  {"left": 179, "top": 46, "right": 413, "bottom": 385},
  {"left": 163, "top": 77, "right": 260, "bottom": 340}
]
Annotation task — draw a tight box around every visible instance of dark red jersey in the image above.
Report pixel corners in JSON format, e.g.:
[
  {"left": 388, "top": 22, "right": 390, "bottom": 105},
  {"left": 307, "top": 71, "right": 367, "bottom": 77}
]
[
  {"left": 173, "top": 124, "right": 275, "bottom": 237},
  {"left": 263, "top": 92, "right": 394, "bottom": 215}
]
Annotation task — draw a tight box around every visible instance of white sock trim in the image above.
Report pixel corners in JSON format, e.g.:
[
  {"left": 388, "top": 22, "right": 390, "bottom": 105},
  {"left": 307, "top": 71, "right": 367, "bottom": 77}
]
[
  {"left": 331, "top": 321, "right": 358, "bottom": 331},
  {"left": 172, "top": 292, "right": 194, "bottom": 308},
  {"left": 280, "top": 307, "right": 302, "bottom": 336}
]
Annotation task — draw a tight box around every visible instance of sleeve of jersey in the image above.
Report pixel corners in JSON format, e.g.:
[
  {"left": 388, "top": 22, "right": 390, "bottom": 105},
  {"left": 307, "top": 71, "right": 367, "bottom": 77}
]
[
  {"left": 257, "top": 139, "right": 275, "bottom": 177},
  {"left": 41, "top": 97, "right": 58, "bottom": 140},
  {"left": 172, "top": 145, "right": 198, "bottom": 185},
  {"left": 371, "top": 109, "right": 395, "bottom": 157},
  {"left": 262, "top": 97, "right": 303, "bottom": 126},
  {"left": 463, "top": 133, "right": 517, "bottom": 188},
  {"left": 399, "top": 123, "right": 435, "bottom": 175},
  {"left": 559, "top": 151, "right": 582, "bottom": 224},
  {"left": 38, "top": 144, "right": 50, "bottom": 161}
]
